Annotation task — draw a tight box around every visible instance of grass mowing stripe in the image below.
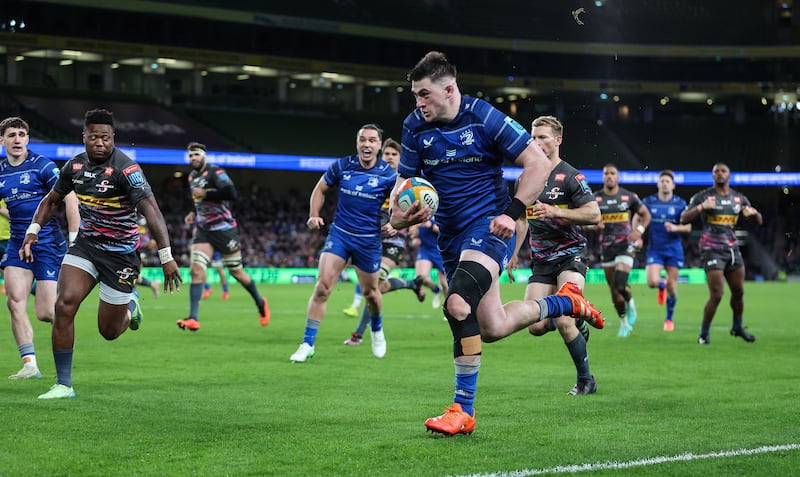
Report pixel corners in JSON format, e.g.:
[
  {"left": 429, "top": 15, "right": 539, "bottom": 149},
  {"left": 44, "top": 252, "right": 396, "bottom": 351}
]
[{"left": 447, "top": 443, "right": 800, "bottom": 477}]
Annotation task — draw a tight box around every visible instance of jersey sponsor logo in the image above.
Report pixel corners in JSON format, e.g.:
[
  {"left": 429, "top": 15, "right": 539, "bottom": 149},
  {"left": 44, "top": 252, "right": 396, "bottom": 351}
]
[
  {"left": 708, "top": 214, "right": 738, "bottom": 226},
  {"left": 575, "top": 175, "right": 591, "bottom": 194},
  {"left": 19, "top": 172, "right": 30, "bottom": 184},
  {"left": 595, "top": 196, "right": 603, "bottom": 202},
  {"left": 554, "top": 173, "right": 566, "bottom": 182},
  {"left": 546, "top": 186, "right": 564, "bottom": 201},
  {"left": 621, "top": 195, "right": 629, "bottom": 201},
  {"left": 423, "top": 137, "right": 435, "bottom": 148},
  {"left": 459, "top": 129, "right": 475, "bottom": 146},
  {"left": 72, "top": 163, "right": 84, "bottom": 172},
  {"left": 52, "top": 167, "right": 61, "bottom": 178},
  {"left": 734, "top": 196, "right": 741, "bottom": 203},
  {"left": 368, "top": 176, "right": 379, "bottom": 187},
  {"left": 84, "top": 171, "right": 97, "bottom": 179},
  {"left": 601, "top": 212, "right": 629, "bottom": 223},
  {"left": 215, "top": 169, "right": 230, "bottom": 182},
  {"left": 123, "top": 164, "right": 145, "bottom": 187},
  {"left": 470, "top": 237, "right": 483, "bottom": 246},
  {"left": 503, "top": 116, "right": 526, "bottom": 134},
  {"left": 77, "top": 193, "right": 121, "bottom": 208},
  {"left": 96, "top": 179, "right": 115, "bottom": 193},
  {"left": 104, "top": 166, "right": 114, "bottom": 176}
]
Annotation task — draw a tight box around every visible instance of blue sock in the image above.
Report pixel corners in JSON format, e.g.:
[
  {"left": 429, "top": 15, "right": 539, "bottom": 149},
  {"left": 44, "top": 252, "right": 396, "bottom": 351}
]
[
  {"left": 189, "top": 283, "right": 203, "bottom": 319},
  {"left": 432, "top": 285, "right": 441, "bottom": 294},
  {"left": 387, "top": 277, "right": 412, "bottom": 291},
  {"left": 354, "top": 283, "right": 362, "bottom": 297},
  {"left": 203, "top": 283, "right": 211, "bottom": 291},
  {"left": 666, "top": 294, "right": 677, "bottom": 321},
  {"left": 302, "top": 318, "right": 321, "bottom": 346},
  {"left": 222, "top": 283, "right": 229, "bottom": 292},
  {"left": 355, "top": 307, "right": 370, "bottom": 336},
  {"left": 54, "top": 349, "right": 73, "bottom": 388},
  {"left": 370, "top": 311, "right": 382, "bottom": 332},
  {"left": 454, "top": 369, "right": 478, "bottom": 416},
  {"left": 539, "top": 295, "right": 572, "bottom": 318}
]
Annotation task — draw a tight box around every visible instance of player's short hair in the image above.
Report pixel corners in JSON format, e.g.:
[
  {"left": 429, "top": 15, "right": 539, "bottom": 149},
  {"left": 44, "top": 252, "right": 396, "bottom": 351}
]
[
  {"left": 603, "top": 163, "right": 618, "bottom": 171},
  {"left": 84, "top": 109, "right": 114, "bottom": 128},
  {"left": 0, "top": 116, "right": 30, "bottom": 135},
  {"left": 407, "top": 51, "right": 457, "bottom": 83},
  {"left": 660, "top": 169, "right": 674, "bottom": 181},
  {"left": 531, "top": 116, "right": 563, "bottom": 137},
  {"left": 187, "top": 141, "right": 206, "bottom": 152},
  {"left": 358, "top": 124, "right": 383, "bottom": 141},
  {"left": 382, "top": 137, "right": 400, "bottom": 154}
]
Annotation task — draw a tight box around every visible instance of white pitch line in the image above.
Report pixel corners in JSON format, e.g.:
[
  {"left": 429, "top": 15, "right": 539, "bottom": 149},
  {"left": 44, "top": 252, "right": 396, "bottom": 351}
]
[{"left": 447, "top": 444, "right": 800, "bottom": 477}]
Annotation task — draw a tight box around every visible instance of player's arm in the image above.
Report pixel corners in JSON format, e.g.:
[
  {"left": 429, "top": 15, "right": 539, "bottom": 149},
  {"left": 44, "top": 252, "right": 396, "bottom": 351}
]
[
  {"left": 138, "top": 196, "right": 182, "bottom": 293},
  {"left": 629, "top": 203, "right": 652, "bottom": 242},
  {"left": 537, "top": 200, "right": 600, "bottom": 226},
  {"left": 681, "top": 195, "right": 713, "bottom": 224},
  {"left": 64, "top": 191, "right": 80, "bottom": 245},
  {"left": 741, "top": 204, "right": 763, "bottom": 225},
  {"left": 20, "top": 188, "right": 66, "bottom": 262},
  {"left": 0, "top": 204, "right": 8, "bottom": 219},
  {"left": 493, "top": 143, "right": 550, "bottom": 239},
  {"left": 307, "top": 176, "right": 330, "bottom": 230},
  {"left": 505, "top": 215, "right": 529, "bottom": 282}
]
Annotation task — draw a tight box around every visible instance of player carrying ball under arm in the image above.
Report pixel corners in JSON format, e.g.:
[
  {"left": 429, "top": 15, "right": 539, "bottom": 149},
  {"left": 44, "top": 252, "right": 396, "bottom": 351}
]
[{"left": 391, "top": 51, "right": 604, "bottom": 436}]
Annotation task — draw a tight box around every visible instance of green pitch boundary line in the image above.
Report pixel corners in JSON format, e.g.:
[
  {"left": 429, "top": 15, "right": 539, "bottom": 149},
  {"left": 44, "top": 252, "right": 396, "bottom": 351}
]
[{"left": 447, "top": 443, "right": 800, "bottom": 477}]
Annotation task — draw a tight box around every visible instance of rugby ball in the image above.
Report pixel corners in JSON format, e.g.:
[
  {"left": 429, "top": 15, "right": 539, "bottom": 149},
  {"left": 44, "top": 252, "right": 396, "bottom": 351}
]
[{"left": 396, "top": 177, "right": 439, "bottom": 214}]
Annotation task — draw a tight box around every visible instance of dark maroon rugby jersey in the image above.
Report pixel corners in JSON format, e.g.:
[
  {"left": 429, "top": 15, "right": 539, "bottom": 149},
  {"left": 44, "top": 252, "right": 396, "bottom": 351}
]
[{"left": 54, "top": 148, "right": 153, "bottom": 253}]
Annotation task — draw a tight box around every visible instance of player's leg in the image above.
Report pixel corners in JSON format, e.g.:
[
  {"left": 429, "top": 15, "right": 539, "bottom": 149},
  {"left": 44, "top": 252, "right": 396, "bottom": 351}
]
[
  {"left": 226, "top": 253, "right": 269, "bottom": 326},
  {"left": 699, "top": 265, "right": 725, "bottom": 344},
  {"left": 38, "top": 261, "right": 95, "bottom": 399},
  {"left": 663, "top": 265, "right": 680, "bottom": 331},
  {"left": 554, "top": 271, "right": 596, "bottom": 395},
  {"left": 355, "top": 266, "right": 385, "bottom": 358},
  {"left": 646, "top": 254, "right": 667, "bottom": 306},
  {"left": 4, "top": 266, "right": 40, "bottom": 379},
  {"left": 726, "top": 260, "right": 754, "bottom": 342},
  {"left": 216, "top": 264, "right": 230, "bottom": 300},
  {"left": 291, "top": 247, "right": 348, "bottom": 363},
  {"left": 179, "top": 242, "right": 212, "bottom": 330}
]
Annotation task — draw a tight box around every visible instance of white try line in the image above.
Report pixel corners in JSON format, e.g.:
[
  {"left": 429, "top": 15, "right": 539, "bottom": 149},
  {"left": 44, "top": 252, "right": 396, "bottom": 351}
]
[{"left": 447, "top": 444, "right": 800, "bottom": 477}]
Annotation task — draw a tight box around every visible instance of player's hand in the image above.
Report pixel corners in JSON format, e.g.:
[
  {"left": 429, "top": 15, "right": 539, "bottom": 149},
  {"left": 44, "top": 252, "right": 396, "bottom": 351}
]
[
  {"left": 382, "top": 223, "right": 398, "bottom": 236},
  {"left": 742, "top": 205, "right": 758, "bottom": 218},
  {"left": 191, "top": 187, "right": 207, "bottom": 200},
  {"left": 505, "top": 254, "right": 518, "bottom": 283},
  {"left": 161, "top": 260, "right": 182, "bottom": 294},
  {"left": 307, "top": 216, "right": 325, "bottom": 229},
  {"left": 19, "top": 234, "right": 39, "bottom": 263},
  {"left": 700, "top": 196, "right": 716, "bottom": 211},
  {"left": 184, "top": 212, "right": 195, "bottom": 225},
  {"left": 664, "top": 221, "right": 676, "bottom": 232},
  {"left": 489, "top": 214, "right": 516, "bottom": 239},
  {"left": 390, "top": 201, "right": 430, "bottom": 230},
  {"left": 529, "top": 200, "right": 556, "bottom": 219}
]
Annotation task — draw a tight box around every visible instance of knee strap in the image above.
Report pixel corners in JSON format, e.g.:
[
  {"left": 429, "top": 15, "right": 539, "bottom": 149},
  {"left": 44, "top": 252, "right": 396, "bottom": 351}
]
[
  {"left": 223, "top": 254, "right": 243, "bottom": 271},
  {"left": 613, "top": 270, "right": 629, "bottom": 294},
  {"left": 444, "top": 261, "right": 493, "bottom": 357},
  {"left": 191, "top": 251, "right": 211, "bottom": 270}
]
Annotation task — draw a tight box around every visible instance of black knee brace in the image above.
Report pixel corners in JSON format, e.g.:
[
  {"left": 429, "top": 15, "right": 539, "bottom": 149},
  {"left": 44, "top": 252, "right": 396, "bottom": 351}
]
[
  {"left": 613, "top": 270, "right": 631, "bottom": 301},
  {"left": 443, "top": 261, "right": 493, "bottom": 357}
]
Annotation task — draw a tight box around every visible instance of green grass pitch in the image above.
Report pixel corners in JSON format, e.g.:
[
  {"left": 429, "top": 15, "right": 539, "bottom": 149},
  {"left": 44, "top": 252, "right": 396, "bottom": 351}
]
[{"left": 2, "top": 280, "right": 798, "bottom": 476}]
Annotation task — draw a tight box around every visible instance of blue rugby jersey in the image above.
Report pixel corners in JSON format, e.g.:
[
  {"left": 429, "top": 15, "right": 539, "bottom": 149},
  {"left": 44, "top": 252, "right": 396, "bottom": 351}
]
[
  {"left": 399, "top": 96, "right": 532, "bottom": 236},
  {"left": 0, "top": 150, "right": 65, "bottom": 244},
  {"left": 642, "top": 194, "right": 687, "bottom": 252},
  {"left": 325, "top": 154, "right": 397, "bottom": 237}
]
